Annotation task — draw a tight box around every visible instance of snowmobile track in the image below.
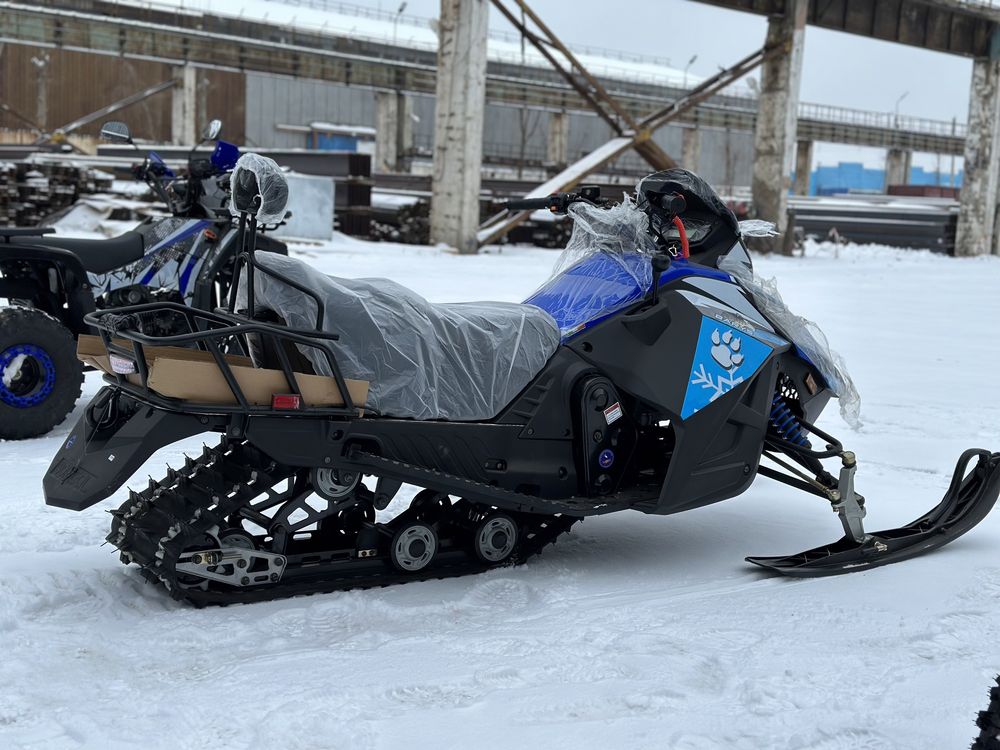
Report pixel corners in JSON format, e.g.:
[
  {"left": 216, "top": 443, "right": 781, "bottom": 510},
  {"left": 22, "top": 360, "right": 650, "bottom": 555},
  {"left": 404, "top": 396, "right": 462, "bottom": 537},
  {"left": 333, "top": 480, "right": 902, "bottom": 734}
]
[{"left": 107, "top": 439, "right": 578, "bottom": 607}]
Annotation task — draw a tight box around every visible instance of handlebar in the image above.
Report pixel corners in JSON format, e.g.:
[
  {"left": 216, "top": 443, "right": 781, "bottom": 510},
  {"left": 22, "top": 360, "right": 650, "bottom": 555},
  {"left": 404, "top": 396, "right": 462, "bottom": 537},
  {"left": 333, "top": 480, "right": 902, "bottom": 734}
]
[
  {"left": 506, "top": 196, "right": 561, "bottom": 211},
  {"left": 505, "top": 185, "right": 605, "bottom": 214}
]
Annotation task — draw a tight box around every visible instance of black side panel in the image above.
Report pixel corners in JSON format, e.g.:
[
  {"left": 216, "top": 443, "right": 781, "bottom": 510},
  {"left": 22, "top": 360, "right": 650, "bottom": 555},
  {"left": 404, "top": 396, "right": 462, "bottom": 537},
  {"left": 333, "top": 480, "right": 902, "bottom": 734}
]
[
  {"left": 659, "top": 359, "right": 778, "bottom": 514},
  {"left": 567, "top": 290, "right": 703, "bottom": 416},
  {"left": 498, "top": 346, "right": 594, "bottom": 438},
  {"left": 567, "top": 287, "right": 782, "bottom": 514},
  {"left": 44, "top": 387, "right": 215, "bottom": 510},
  {"left": 574, "top": 376, "right": 636, "bottom": 496}
]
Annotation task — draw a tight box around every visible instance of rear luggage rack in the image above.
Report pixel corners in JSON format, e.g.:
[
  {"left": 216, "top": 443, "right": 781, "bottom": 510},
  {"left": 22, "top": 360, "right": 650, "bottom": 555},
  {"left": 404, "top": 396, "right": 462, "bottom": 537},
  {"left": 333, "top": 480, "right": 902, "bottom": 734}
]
[{"left": 84, "top": 301, "right": 362, "bottom": 418}]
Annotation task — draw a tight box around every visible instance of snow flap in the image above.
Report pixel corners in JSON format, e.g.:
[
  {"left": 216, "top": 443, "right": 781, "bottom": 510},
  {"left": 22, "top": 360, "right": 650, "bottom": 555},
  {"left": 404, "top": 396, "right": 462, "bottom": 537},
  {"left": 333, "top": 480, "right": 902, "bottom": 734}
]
[
  {"left": 229, "top": 153, "right": 289, "bottom": 225},
  {"left": 718, "top": 254, "right": 862, "bottom": 428},
  {"left": 238, "top": 253, "right": 561, "bottom": 421}
]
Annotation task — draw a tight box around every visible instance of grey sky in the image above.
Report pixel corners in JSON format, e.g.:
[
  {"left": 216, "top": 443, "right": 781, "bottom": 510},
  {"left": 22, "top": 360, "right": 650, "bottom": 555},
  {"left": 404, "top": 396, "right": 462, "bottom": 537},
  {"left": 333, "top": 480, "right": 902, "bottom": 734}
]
[{"left": 358, "top": 0, "right": 975, "bottom": 169}]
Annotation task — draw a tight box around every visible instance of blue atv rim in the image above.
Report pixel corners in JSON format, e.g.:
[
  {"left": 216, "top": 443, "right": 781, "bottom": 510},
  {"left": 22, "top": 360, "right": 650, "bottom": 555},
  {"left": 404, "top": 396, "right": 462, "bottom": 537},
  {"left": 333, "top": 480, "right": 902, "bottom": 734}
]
[{"left": 0, "top": 343, "right": 56, "bottom": 408}]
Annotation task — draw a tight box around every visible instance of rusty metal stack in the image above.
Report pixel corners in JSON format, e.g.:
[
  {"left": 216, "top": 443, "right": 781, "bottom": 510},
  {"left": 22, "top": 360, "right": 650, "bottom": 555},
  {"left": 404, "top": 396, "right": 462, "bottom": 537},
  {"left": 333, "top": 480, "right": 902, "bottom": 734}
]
[{"left": 0, "top": 161, "right": 113, "bottom": 226}]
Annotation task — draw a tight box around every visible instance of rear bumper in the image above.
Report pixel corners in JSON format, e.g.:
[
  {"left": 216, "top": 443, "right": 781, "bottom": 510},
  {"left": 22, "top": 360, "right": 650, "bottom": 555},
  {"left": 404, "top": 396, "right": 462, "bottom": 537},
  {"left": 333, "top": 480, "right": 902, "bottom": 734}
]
[{"left": 43, "top": 386, "right": 221, "bottom": 510}]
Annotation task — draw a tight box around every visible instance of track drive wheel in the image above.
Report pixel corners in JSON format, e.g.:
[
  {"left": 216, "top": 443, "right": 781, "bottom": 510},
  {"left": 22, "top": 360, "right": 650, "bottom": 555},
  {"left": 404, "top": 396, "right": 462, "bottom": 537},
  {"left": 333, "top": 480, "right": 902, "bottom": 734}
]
[
  {"left": 390, "top": 522, "right": 438, "bottom": 573},
  {"left": 473, "top": 513, "right": 519, "bottom": 564}
]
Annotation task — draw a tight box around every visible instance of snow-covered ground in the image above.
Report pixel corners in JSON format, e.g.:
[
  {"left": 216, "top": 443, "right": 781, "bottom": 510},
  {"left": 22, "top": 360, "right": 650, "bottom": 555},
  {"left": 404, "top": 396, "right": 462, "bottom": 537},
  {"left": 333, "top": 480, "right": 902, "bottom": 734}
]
[{"left": 2, "top": 236, "right": 1000, "bottom": 749}]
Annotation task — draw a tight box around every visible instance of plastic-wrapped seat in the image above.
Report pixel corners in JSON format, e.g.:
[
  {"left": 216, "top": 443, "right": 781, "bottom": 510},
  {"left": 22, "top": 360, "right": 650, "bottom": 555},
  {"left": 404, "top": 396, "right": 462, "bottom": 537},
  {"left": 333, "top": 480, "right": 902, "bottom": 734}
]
[{"left": 238, "top": 253, "right": 561, "bottom": 421}]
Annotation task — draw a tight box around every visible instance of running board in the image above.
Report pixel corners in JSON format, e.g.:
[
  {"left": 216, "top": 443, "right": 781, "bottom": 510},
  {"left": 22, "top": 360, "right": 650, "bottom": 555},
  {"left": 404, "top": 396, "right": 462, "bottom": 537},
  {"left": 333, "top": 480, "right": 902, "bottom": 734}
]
[
  {"left": 747, "top": 449, "right": 1000, "bottom": 576},
  {"left": 344, "top": 449, "right": 642, "bottom": 517}
]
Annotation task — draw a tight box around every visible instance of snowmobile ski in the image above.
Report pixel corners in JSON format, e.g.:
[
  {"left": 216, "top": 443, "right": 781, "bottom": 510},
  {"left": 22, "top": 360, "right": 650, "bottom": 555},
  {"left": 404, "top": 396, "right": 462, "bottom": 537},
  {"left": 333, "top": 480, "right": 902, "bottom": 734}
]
[{"left": 747, "top": 449, "right": 1000, "bottom": 576}]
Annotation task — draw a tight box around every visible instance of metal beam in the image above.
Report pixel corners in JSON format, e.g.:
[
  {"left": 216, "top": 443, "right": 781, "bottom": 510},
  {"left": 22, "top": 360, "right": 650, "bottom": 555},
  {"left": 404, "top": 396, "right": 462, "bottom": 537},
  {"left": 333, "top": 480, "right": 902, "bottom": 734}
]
[
  {"left": 43, "top": 78, "right": 176, "bottom": 143},
  {"left": 490, "top": 0, "right": 675, "bottom": 171},
  {"left": 688, "top": 0, "right": 999, "bottom": 57},
  {"left": 477, "top": 45, "right": 776, "bottom": 246}
]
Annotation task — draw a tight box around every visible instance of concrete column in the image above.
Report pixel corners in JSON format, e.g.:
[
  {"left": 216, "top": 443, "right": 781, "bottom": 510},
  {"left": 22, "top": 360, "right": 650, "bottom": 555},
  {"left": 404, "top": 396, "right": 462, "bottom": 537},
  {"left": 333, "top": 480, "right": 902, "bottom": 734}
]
[
  {"left": 956, "top": 57, "right": 1000, "bottom": 257},
  {"left": 548, "top": 110, "right": 570, "bottom": 169},
  {"left": 398, "top": 93, "right": 414, "bottom": 166},
  {"left": 793, "top": 139, "right": 813, "bottom": 196},
  {"left": 681, "top": 127, "right": 701, "bottom": 172},
  {"left": 884, "top": 148, "right": 912, "bottom": 188},
  {"left": 170, "top": 64, "right": 197, "bottom": 145},
  {"left": 375, "top": 91, "right": 414, "bottom": 173},
  {"left": 375, "top": 91, "right": 399, "bottom": 173},
  {"left": 750, "top": 0, "right": 807, "bottom": 254},
  {"left": 430, "top": 0, "right": 489, "bottom": 254},
  {"left": 34, "top": 53, "right": 49, "bottom": 131}
]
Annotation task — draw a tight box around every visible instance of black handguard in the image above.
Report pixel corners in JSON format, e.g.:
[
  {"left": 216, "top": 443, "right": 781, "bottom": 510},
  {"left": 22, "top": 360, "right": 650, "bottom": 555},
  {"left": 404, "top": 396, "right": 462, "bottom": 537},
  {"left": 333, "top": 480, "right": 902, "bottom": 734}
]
[
  {"left": 506, "top": 195, "right": 563, "bottom": 212},
  {"left": 506, "top": 185, "right": 603, "bottom": 214}
]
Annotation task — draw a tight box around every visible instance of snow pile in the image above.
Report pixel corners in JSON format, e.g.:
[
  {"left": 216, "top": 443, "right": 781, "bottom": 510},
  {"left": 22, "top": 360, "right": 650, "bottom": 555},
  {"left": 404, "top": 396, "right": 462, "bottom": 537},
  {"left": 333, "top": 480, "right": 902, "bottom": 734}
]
[{"left": 1, "top": 235, "right": 999, "bottom": 749}]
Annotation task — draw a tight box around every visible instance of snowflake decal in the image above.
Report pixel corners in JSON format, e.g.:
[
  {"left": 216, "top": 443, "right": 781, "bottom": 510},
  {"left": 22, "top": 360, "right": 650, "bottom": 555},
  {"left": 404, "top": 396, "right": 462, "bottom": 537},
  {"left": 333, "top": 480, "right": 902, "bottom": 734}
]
[{"left": 682, "top": 319, "right": 773, "bottom": 420}]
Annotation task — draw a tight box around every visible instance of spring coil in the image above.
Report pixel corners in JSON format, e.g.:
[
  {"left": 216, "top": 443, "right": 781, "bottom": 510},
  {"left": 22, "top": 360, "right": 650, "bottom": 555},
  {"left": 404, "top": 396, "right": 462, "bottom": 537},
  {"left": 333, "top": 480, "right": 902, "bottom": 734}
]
[{"left": 769, "top": 392, "right": 811, "bottom": 447}]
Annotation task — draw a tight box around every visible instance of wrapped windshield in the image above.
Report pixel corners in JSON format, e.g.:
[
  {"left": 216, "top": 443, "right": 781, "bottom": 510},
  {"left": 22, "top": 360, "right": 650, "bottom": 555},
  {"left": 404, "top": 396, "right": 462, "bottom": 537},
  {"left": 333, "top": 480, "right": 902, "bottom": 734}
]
[
  {"left": 718, "top": 254, "right": 862, "bottom": 428},
  {"left": 524, "top": 195, "right": 657, "bottom": 337}
]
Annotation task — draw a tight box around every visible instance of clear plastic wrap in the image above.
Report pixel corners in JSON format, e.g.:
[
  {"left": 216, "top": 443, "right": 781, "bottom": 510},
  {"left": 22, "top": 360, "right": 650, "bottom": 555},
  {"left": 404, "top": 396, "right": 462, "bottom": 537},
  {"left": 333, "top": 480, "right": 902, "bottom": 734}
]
[
  {"left": 718, "top": 254, "right": 862, "bottom": 428},
  {"left": 738, "top": 219, "right": 779, "bottom": 237},
  {"left": 238, "top": 253, "right": 561, "bottom": 421},
  {"left": 229, "top": 153, "right": 289, "bottom": 225},
  {"left": 524, "top": 196, "right": 658, "bottom": 336}
]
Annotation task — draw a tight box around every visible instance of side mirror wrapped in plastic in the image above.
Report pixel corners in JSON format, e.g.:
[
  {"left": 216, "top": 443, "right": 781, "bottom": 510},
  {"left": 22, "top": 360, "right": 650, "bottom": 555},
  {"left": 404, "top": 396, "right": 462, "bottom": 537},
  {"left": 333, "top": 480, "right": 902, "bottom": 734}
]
[{"left": 229, "top": 153, "right": 289, "bottom": 224}]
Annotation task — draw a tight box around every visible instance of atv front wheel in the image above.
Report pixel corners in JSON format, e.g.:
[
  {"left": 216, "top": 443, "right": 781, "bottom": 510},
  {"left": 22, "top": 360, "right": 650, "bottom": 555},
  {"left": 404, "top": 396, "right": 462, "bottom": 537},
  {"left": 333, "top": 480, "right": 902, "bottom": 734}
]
[{"left": 0, "top": 306, "right": 83, "bottom": 439}]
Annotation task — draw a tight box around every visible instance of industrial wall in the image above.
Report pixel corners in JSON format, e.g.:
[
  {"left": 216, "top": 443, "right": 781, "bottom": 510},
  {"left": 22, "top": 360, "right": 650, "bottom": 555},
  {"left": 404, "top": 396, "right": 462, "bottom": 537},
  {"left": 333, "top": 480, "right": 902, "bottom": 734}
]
[
  {"left": 0, "top": 44, "right": 246, "bottom": 143},
  {"left": 245, "top": 72, "right": 754, "bottom": 187},
  {"left": 0, "top": 44, "right": 752, "bottom": 188}
]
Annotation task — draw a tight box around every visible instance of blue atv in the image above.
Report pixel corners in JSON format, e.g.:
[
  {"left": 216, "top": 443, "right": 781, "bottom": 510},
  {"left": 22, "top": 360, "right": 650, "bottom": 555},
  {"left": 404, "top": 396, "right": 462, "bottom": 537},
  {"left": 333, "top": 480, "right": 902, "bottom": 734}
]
[{"left": 0, "top": 120, "right": 287, "bottom": 439}]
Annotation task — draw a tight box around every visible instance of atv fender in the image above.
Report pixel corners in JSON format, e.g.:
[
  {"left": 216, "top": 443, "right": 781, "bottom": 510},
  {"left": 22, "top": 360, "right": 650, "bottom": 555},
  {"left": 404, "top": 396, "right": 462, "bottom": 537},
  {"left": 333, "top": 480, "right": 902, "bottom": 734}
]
[
  {"left": 0, "top": 242, "right": 95, "bottom": 334},
  {"left": 43, "top": 387, "right": 217, "bottom": 511}
]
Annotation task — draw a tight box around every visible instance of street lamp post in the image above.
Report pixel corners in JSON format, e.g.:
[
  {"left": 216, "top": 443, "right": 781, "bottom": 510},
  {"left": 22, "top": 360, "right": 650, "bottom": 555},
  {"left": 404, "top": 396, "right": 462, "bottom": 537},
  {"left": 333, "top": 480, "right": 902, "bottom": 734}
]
[
  {"left": 894, "top": 91, "right": 909, "bottom": 128},
  {"left": 393, "top": 2, "right": 408, "bottom": 45},
  {"left": 683, "top": 54, "right": 698, "bottom": 88}
]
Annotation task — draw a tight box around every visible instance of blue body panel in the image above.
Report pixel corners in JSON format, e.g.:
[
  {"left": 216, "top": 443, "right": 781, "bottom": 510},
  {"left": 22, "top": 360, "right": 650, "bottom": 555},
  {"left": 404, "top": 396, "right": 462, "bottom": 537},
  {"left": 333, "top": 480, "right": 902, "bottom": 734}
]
[
  {"left": 211, "top": 141, "right": 241, "bottom": 171},
  {"left": 524, "top": 251, "right": 732, "bottom": 339}
]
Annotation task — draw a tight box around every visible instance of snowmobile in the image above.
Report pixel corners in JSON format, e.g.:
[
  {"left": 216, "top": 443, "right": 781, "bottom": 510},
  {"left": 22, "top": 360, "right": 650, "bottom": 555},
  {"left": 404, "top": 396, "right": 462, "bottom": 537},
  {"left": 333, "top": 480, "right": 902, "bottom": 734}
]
[
  {"left": 0, "top": 120, "right": 286, "bottom": 439},
  {"left": 41, "top": 155, "right": 1000, "bottom": 606}
]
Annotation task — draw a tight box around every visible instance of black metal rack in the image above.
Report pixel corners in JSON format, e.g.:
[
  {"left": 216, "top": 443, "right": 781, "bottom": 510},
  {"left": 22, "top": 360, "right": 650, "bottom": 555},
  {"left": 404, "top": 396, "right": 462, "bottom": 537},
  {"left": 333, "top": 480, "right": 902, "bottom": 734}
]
[{"left": 84, "top": 300, "right": 361, "bottom": 418}]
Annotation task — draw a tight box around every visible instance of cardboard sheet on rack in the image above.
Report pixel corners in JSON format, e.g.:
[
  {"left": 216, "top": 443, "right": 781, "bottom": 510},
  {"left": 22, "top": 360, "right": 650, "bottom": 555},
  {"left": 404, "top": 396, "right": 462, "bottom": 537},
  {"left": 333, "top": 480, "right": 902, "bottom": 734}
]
[{"left": 77, "top": 335, "right": 368, "bottom": 410}]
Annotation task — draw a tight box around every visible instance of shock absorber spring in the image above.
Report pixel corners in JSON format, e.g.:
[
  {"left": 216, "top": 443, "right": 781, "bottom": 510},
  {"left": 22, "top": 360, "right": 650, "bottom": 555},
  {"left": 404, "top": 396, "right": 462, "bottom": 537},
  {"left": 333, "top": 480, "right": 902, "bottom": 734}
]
[{"left": 769, "top": 392, "right": 811, "bottom": 447}]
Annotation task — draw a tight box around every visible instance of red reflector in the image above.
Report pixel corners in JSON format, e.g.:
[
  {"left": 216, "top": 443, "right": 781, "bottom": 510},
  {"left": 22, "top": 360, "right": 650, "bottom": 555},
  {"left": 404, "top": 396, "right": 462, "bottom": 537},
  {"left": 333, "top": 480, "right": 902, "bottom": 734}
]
[{"left": 271, "top": 394, "right": 302, "bottom": 410}]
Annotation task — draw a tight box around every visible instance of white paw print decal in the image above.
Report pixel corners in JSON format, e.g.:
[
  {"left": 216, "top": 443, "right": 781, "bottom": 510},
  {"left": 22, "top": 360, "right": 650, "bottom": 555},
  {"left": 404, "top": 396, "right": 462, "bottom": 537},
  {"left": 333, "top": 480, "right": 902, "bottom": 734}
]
[{"left": 710, "top": 328, "right": 744, "bottom": 371}]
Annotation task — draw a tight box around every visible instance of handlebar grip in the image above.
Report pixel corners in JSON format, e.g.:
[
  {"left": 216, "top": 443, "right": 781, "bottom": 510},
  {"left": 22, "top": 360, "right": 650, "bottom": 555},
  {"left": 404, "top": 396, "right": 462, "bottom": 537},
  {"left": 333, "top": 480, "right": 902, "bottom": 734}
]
[
  {"left": 506, "top": 196, "right": 556, "bottom": 211},
  {"left": 103, "top": 312, "right": 141, "bottom": 335},
  {"left": 658, "top": 193, "right": 687, "bottom": 215}
]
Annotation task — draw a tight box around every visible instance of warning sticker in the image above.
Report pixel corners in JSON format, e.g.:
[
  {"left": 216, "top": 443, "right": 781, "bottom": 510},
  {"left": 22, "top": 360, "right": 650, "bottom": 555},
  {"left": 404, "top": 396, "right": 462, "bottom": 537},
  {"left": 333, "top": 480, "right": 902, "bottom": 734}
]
[{"left": 603, "top": 401, "right": 623, "bottom": 425}]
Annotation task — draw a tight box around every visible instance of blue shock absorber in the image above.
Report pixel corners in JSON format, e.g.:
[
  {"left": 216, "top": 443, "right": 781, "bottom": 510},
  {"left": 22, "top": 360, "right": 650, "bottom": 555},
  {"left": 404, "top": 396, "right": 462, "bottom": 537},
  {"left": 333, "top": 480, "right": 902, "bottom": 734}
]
[{"left": 769, "top": 392, "right": 811, "bottom": 448}]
